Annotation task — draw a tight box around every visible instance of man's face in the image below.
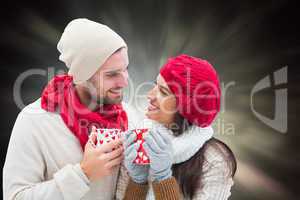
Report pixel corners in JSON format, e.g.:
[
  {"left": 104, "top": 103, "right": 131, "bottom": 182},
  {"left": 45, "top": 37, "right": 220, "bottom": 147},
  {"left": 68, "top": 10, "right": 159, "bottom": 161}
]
[{"left": 87, "top": 47, "right": 129, "bottom": 105}]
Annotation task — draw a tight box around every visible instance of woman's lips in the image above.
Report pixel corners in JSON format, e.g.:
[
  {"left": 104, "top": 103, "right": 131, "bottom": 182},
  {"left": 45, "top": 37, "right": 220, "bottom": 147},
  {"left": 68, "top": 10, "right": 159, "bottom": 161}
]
[{"left": 147, "top": 103, "right": 159, "bottom": 112}]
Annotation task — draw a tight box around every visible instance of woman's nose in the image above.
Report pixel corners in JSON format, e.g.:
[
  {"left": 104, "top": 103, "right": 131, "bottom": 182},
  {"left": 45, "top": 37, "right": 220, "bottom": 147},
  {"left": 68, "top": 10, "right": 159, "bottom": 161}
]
[{"left": 147, "top": 85, "right": 157, "bottom": 100}]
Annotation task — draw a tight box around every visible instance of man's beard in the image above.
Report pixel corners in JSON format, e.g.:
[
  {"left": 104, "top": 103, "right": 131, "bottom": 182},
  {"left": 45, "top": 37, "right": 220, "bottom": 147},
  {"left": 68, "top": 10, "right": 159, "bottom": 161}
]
[
  {"left": 97, "top": 95, "right": 123, "bottom": 105},
  {"left": 85, "top": 94, "right": 123, "bottom": 111},
  {"left": 82, "top": 81, "right": 124, "bottom": 109}
]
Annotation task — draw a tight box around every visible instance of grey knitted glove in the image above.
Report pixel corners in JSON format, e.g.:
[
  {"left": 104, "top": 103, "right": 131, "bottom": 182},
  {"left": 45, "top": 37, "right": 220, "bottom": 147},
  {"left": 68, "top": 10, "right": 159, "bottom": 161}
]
[
  {"left": 124, "top": 130, "right": 150, "bottom": 184},
  {"left": 143, "top": 128, "right": 173, "bottom": 182}
]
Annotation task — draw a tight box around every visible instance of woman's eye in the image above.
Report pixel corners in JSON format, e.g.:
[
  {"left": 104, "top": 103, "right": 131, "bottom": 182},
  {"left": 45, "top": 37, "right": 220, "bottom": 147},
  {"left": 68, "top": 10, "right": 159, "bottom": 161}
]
[{"left": 159, "top": 88, "right": 167, "bottom": 96}]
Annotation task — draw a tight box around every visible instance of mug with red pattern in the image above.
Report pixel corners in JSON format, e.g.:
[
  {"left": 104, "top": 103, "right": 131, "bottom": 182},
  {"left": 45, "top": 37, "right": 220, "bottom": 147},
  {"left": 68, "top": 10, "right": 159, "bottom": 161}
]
[
  {"left": 131, "top": 129, "right": 150, "bottom": 165},
  {"left": 96, "top": 128, "right": 122, "bottom": 146},
  {"left": 95, "top": 128, "right": 150, "bottom": 165}
]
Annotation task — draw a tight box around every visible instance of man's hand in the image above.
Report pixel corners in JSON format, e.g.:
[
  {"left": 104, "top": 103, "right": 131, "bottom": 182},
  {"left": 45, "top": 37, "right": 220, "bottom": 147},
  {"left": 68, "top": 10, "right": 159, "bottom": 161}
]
[{"left": 80, "top": 127, "right": 124, "bottom": 182}]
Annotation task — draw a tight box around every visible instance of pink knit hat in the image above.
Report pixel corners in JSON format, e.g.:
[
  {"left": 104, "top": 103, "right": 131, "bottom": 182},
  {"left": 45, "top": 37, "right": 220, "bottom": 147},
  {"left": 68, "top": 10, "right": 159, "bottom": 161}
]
[{"left": 160, "top": 54, "right": 221, "bottom": 127}]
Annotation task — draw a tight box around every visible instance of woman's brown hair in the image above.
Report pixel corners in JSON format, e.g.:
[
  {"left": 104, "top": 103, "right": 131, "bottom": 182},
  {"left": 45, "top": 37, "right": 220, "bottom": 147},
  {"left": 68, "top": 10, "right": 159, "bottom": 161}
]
[{"left": 170, "top": 113, "right": 237, "bottom": 199}]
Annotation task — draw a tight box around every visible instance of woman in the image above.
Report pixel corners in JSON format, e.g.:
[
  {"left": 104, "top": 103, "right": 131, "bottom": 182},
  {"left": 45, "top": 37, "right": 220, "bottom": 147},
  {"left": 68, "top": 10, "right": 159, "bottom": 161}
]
[{"left": 116, "top": 54, "right": 237, "bottom": 199}]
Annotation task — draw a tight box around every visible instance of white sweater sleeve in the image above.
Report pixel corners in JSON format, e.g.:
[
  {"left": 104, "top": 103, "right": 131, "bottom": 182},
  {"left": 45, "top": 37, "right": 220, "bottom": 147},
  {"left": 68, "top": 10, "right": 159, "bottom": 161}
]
[
  {"left": 193, "top": 147, "right": 234, "bottom": 200},
  {"left": 3, "top": 112, "right": 90, "bottom": 200},
  {"left": 115, "top": 162, "right": 130, "bottom": 200}
]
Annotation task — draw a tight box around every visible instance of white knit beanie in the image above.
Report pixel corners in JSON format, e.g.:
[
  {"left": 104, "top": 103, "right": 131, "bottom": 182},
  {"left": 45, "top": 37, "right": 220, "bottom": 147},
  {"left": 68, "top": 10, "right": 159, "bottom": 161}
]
[{"left": 57, "top": 18, "right": 127, "bottom": 84}]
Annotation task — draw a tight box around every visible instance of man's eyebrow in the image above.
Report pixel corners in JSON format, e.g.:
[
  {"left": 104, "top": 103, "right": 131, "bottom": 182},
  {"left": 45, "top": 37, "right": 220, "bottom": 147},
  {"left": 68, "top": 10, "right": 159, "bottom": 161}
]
[
  {"left": 103, "top": 66, "right": 128, "bottom": 74},
  {"left": 104, "top": 69, "right": 122, "bottom": 74}
]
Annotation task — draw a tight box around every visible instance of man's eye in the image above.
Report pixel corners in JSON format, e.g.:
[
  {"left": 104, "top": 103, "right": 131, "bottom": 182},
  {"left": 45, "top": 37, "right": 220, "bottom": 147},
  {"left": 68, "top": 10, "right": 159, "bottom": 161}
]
[{"left": 106, "top": 73, "right": 118, "bottom": 77}]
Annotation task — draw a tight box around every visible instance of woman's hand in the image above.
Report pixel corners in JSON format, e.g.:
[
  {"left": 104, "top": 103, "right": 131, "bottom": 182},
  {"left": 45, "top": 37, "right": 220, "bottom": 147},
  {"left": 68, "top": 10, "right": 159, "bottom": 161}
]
[
  {"left": 143, "top": 128, "right": 173, "bottom": 182},
  {"left": 124, "top": 131, "right": 150, "bottom": 184}
]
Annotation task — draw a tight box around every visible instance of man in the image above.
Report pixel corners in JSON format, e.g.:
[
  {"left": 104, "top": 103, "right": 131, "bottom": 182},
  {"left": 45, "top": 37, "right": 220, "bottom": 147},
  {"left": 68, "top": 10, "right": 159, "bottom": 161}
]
[{"left": 3, "top": 18, "right": 137, "bottom": 200}]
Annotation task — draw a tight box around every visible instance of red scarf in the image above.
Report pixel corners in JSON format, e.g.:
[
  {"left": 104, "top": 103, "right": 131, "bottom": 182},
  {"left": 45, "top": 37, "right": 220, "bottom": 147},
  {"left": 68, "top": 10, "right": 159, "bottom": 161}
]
[{"left": 41, "top": 74, "right": 128, "bottom": 150}]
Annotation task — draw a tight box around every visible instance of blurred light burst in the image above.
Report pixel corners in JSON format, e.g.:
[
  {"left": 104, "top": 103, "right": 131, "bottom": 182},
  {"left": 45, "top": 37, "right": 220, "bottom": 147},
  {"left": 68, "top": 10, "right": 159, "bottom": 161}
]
[{"left": 1, "top": 0, "right": 299, "bottom": 199}]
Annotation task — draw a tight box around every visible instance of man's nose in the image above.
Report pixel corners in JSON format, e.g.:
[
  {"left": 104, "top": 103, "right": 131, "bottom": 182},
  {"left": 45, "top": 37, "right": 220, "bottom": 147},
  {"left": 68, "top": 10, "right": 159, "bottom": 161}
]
[{"left": 116, "top": 71, "right": 129, "bottom": 88}]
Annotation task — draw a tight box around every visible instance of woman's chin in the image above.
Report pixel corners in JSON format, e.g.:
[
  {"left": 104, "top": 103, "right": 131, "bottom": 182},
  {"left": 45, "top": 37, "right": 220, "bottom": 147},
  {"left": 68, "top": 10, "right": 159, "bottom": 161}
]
[{"left": 145, "top": 110, "right": 159, "bottom": 121}]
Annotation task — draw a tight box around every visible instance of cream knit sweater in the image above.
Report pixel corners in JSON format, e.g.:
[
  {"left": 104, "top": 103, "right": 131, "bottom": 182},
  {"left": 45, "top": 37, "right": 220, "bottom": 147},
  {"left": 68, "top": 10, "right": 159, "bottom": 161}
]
[{"left": 2, "top": 98, "right": 138, "bottom": 200}]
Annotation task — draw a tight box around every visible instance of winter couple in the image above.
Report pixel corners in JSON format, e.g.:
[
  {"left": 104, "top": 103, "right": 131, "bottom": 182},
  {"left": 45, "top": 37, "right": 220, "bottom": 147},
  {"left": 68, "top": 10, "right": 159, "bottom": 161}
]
[{"left": 3, "top": 18, "right": 236, "bottom": 200}]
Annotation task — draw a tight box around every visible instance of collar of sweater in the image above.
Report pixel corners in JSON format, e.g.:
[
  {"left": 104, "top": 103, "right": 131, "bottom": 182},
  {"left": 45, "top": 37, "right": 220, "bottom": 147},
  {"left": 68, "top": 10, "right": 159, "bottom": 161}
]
[{"left": 169, "top": 125, "right": 213, "bottom": 164}]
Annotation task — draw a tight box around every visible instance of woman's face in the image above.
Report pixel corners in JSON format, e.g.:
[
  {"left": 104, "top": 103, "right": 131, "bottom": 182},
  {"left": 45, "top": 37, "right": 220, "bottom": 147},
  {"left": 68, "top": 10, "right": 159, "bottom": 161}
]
[{"left": 146, "top": 74, "right": 177, "bottom": 126}]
